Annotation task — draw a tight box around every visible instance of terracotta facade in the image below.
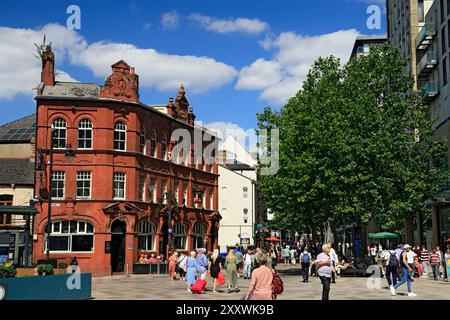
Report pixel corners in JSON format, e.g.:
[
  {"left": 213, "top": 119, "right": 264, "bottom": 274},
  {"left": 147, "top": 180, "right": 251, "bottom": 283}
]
[{"left": 33, "top": 46, "right": 220, "bottom": 276}]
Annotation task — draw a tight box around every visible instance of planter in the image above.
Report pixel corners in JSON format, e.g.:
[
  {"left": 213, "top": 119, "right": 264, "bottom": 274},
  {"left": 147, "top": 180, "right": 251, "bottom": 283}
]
[
  {"left": 133, "top": 264, "right": 150, "bottom": 274},
  {"left": 15, "top": 268, "right": 37, "bottom": 277},
  {"left": 0, "top": 273, "right": 92, "bottom": 300}
]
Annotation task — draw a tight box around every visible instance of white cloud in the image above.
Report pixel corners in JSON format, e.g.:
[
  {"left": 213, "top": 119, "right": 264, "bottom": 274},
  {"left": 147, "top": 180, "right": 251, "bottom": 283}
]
[
  {"left": 203, "top": 121, "right": 257, "bottom": 154},
  {"left": 0, "top": 23, "right": 238, "bottom": 100},
  {"left": 189, "top": 13, "right": 269, "bottom": 35},
  {"left": 0, "top": 24, "right": 84, "bottom": 100},
  {"left": 73, "top": 42, "right": 237, "bottom": 94},
  {"left": 236, "top": 59, "right": 281, "bottom": 90},
  {"left": 161, "top": 11, "right": 180, "bottom": 30},
  {"left": 237, "top": 29, "right": 361, "bottom": 106}
]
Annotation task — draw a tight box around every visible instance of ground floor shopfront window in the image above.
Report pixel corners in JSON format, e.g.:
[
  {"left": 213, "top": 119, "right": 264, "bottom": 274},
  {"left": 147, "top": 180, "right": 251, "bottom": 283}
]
[{"left": 44, "top": 220, "right": 94, "bottom": 252}]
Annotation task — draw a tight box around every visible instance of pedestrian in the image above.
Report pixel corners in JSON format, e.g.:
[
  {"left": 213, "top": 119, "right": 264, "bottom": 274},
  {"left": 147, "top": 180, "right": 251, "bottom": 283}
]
[
  {"left": 243, "top": 249, "right": 253, "bottom": 279},
  {"left": 235, "top": 247, "right": 243, "bottom": 277},
  {"left": 300, "top": 247, "right": 312, "bottom": 283},
  {"left": 244, "top": 253, "right": 274, "bottom": 300},
  {"left": 282, "top": 246, "right": 290, "bottom": 265},
  {"left": 436, "top": 246, "right": 444, "bottom": 279},
  {"left": 391, "top": 244, "right": 417, "bottom": 297},
  {"left": 329, "top": 244, "right": 339, "bottom": 283},
  {"left": 316, "top": 244, "right": 333, "bottom": 301},
  {"left": 430, "top": 248, "right": 441, "bottom": 281},
  {"left": 385, "top": 247, "right": 399, "bottom": 292},
  {"left": 70, "top": 256, "right": 78, "bottom": 273},
  {"left": 225, "top": 249, "right": 239, "bottom": 293},
  {"left": 168, "top": 251, "right": 179, "bottom": 280},
  {"left": 196, "top": 248, "right": 208, "bottom": 281},
  {"left": 407, "top": 245, "right": 418, "bottom": 279},
  {"left": 369, "top": 244, "right": 377, "bottom": 265},
  {"left": 290, "top": 247, "right": 297, "bottom": 266},
  {"left": 177, "top": 251, "right": 187, "bottom": 282},
  {"left": 208, "top": 248, "right": 223, "bottom": 293},
  {"left": 186, "top": 251, "right": 197, "bottom": 292},
  {"left": 419, "top": 245, "right": 431, "bottom": 277}
]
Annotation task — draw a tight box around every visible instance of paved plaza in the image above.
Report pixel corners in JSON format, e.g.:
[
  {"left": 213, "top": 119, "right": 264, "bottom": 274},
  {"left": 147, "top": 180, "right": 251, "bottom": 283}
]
[{"left": 92, "top": 265, "right": 450, "bottom": 300}]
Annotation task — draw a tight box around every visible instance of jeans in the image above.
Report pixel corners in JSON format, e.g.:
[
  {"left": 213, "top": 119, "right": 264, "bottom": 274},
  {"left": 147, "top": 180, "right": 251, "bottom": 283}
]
[
  {"left": 245, "top": 264, "right": 252, "bottom": 278},
  {"left": 301, "top": 263, "right": 309, "bottom": 281},
  {"left": 421, "top": 261, "right": 429, "bottom": 276},
  {"left": 394, "top": 267, "right": 412, "bottom": 293},
  {"left": 386, "top": 266, "right": 398, "bottom": 287},
  {"left": 319, "top": 276, "right": 331, "bottom": 300},
  {"left": 431, "top": 263, "right": 440, "bottom": 280}
]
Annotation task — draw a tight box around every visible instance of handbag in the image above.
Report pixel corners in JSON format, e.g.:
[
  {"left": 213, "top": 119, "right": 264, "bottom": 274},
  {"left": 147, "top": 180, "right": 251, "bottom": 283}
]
[
  {"left": 217, "top": 271, "right": 225, "bottom": 285},
  {"left": 271, "top": 269, "right": 284, "bottom": 299}
]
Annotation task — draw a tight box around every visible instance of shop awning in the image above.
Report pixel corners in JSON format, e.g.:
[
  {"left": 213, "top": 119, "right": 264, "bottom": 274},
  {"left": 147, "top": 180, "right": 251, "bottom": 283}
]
[
  {"left": 0, "top": 205, "right": 37, "bottom": 215},
  {"left": 368, "top": 232, "right": 399, "bottom": 239}
]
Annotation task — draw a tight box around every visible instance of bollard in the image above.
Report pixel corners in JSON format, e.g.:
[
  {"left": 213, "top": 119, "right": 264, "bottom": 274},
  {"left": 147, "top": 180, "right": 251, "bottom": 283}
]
[{"left": 126, "top": 263, "right": 129, "bottom": 277}]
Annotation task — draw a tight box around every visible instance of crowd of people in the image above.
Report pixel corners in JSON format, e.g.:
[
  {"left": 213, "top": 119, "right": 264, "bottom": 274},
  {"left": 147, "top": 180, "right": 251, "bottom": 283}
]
[{"left": 136, "top": 240, "right": 449, "bottom": 301}]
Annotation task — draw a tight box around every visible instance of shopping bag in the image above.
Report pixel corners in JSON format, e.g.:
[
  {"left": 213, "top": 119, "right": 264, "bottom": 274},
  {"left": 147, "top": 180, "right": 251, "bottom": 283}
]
[{"left": 217, "top": 271, "right": 225, "bottom": 285}]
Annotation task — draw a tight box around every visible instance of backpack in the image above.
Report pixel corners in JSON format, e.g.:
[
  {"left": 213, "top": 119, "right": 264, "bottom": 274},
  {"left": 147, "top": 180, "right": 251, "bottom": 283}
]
[
  {"left": 301, "top": 252, "right": 311, "bottom": 264},
  {"left": 271, "top": 269, "right": 284, "bottom": 299},
  {"left": 388, "top": 252, "right": 399, "bottom": 268}
]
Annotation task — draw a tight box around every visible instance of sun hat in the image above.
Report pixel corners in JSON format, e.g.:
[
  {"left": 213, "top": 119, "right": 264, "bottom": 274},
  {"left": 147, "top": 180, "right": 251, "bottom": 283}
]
[{"left": 403, "top": 244, "right": 411, "bottom": 249}]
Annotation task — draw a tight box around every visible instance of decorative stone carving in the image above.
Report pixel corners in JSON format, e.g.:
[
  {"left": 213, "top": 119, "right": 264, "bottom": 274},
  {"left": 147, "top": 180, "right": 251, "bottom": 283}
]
[{"left": 99, "top": 60, "right": 139, "bottom": 102}]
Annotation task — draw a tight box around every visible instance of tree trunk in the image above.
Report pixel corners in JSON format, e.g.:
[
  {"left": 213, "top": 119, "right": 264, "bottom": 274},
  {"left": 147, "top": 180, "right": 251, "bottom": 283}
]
[
  {"left": 404, "top": 215, "right": 415, "bottom": 244},
  {"left": 416, "top": 211, "right": 423, "bottom": 246}
]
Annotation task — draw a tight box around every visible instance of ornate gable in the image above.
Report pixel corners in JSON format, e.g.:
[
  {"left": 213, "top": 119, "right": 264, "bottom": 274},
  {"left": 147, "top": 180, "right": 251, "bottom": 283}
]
[
  {"left": 172, "top": 85, "right": 196, "bottom": 125},
  {"left": 99, "top": 60, "right": 140, "bottom": 102}
]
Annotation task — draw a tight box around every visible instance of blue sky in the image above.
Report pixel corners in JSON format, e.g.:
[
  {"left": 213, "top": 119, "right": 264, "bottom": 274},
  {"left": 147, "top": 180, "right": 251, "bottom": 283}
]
[{"left": 0, "top": 0, "right": 386, "bottom": 136}]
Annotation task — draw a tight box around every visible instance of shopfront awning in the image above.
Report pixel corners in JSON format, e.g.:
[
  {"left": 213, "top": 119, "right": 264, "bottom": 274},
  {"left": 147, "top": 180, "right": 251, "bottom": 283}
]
[
  {"left": 0, "top": 205, "right": 37, "bottom": 215},
  {"left": 368, "top": 232, "right": 399, "bottom": 239}
]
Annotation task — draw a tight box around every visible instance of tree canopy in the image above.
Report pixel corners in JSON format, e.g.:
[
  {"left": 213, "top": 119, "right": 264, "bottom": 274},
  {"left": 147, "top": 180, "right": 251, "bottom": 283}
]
[{"left": 257, "top": 44, "right": 449, "bottom": 236}]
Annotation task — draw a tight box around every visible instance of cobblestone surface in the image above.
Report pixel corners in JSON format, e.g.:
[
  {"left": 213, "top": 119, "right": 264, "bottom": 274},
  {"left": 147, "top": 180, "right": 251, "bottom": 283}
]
[{"left": 92, "top": 265, "right": 450, "bottom": 300}]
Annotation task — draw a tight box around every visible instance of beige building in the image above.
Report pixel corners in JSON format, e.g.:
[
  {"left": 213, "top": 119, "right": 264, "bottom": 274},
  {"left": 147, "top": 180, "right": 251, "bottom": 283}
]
[{"left": 0, "top": 114, "right": 36, "bottom": 266}]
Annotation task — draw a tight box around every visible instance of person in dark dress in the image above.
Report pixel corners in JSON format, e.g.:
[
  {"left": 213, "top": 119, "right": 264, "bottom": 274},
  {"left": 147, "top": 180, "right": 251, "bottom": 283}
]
[{"left": 209, "top": 248, "right": 223, "bottom": 293}]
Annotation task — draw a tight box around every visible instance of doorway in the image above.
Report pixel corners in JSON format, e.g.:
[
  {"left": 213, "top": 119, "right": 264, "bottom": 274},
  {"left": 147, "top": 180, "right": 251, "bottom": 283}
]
[
  {"left": 159, "top": 222, "right": 168, "bottom": 258},
  {"left": 110, "top": 220, "right": 126, "bottom": 273}
]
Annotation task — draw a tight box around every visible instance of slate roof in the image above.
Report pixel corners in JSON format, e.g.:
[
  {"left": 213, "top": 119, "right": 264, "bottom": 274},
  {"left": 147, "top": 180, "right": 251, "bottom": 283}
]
[
  {"left": 40, "top": 82, "right": 100, "bottom": 98},
  {"left": 0, "top": 114, "right": 36, "bottom": 142},
  {"left": 227, "top": 160, "right": 255, "bottom": 171},
  {"left": 0, "top": 158, "right": 35, "bottom": 185}
]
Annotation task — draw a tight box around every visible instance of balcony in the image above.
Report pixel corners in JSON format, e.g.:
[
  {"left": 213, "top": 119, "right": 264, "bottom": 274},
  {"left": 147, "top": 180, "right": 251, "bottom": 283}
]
[
  {"left": 423, "top": 81, "right": 439, "bottom": 101},
  {"left": 417, "top": 52, "right": 437, "bottom": 77},
  {"left": 416, "top": 23, "right": 436, "bottom": 50}
]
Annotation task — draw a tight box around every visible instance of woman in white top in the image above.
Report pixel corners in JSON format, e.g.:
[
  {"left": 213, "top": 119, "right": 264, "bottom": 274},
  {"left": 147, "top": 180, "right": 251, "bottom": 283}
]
[{"left": 177, "top": 252, "right": 188, "bottom": 282}]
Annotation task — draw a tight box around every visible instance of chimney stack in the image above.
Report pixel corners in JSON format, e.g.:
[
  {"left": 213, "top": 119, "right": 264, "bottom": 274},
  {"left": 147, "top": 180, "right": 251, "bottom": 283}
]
[{"left": 41, "top": 44, "right": 55, "bottom": 86}]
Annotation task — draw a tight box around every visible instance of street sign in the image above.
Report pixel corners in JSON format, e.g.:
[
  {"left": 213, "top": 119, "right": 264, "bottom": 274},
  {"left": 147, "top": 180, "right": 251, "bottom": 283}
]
[{"left": 105, "top": 241, "right": 111, "bottom": 253}]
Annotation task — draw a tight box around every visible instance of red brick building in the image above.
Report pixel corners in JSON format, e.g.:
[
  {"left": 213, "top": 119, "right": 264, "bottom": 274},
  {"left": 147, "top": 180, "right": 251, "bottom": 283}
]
[{"left": 33, "top": 44, "right": 220, "bottom": 276}]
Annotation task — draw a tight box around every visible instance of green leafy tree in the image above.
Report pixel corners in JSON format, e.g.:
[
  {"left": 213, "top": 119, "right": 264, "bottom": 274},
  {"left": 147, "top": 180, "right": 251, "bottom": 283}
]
[{"left": 257, "top": 44, "right": 449, "bottom": 240}]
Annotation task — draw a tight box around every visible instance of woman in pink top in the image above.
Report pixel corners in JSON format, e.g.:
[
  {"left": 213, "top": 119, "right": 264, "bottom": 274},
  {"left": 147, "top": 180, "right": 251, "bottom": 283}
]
[{"left": 244, "top": 253, "right": 274, "bottom": 300}]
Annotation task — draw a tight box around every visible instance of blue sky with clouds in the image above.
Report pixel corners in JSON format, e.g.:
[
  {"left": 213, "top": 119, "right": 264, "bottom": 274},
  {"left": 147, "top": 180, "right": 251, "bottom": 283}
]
[{"left": 0, "top": 0, "right": 386, "bottom": 136}]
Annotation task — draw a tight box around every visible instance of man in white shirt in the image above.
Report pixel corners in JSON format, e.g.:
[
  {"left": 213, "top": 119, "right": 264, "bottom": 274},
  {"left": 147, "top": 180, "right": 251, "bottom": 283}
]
[
  {"left": 316, "top": 244, "right": 333, "bottom": 300},
  {"left": 329, "top": 246, "right": 339, "bottom": 283},
  {"left": 243, "top": 250, "right": 253, "bottom": 279}
]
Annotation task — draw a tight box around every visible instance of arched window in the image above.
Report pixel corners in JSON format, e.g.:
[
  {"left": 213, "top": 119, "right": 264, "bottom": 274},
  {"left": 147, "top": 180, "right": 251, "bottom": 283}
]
[
  {"left": 173, "top": 223, "right": 187, "bottom": 250},
  {"left": 161, "top": 134, "right": 167, "bottom": 160},
  {"left": 150, "top": 130, "right": 157, "bottom": 157},
  {"left": 193, "top": 223, "right": 206, "bottom": 249},
  {"left": 140, "top": 126, "right": 146, "bottom": 154},
  {"left": 78, "top": 118, "right": 93, "bottom": 149},
  {"left": 114, "top": 121, "right": 126, "bottom": 151},
  {"left": 44, "top": 220, "right": 94, "bottom": 252},
  {"left": 137, "top": 221, "right": 156, "bottom": 251},
  {"left": 52, "top": 118, "right": 67, "bottom": 149},
  {"left": 243, "top": 186, "right": 248, "bottom": 198}
]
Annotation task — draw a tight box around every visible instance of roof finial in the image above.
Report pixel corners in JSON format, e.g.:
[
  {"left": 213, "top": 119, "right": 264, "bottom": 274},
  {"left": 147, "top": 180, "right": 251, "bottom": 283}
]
[{"left": 178, "top": 84, "right": 185, "bottom": 95}]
